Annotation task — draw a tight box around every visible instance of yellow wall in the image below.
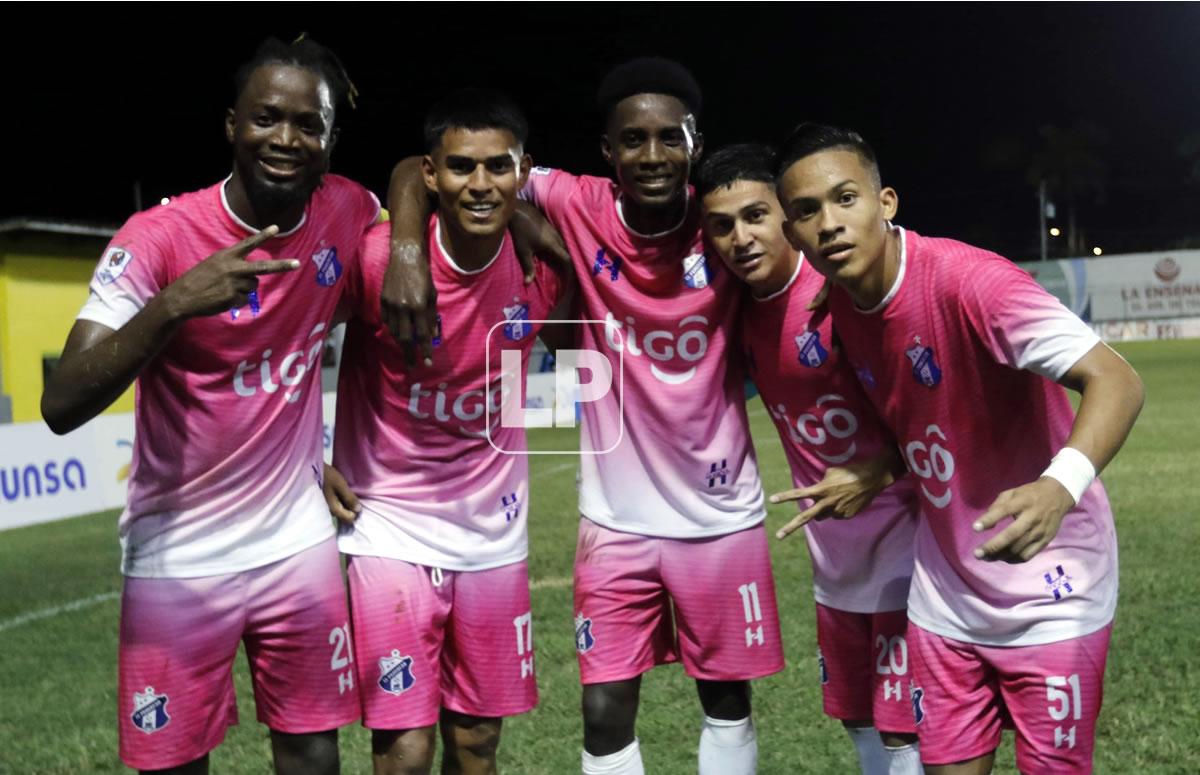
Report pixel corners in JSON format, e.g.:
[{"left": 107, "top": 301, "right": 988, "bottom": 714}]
[{"left": 0, "top": 235, "right": 135, "bottom": 423}]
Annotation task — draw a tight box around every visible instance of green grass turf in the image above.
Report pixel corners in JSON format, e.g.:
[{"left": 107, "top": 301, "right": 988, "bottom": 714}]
[{"left": 1, "top": 339, "right": 1197, "bottom": 774}]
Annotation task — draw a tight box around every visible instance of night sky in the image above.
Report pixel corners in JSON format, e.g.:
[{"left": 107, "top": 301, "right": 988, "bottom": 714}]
[{"left": 8, "top": 4, "right": 1199, "bottom": 261}]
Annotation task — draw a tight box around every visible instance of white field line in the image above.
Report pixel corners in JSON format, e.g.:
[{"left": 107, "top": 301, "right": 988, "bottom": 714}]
[{"left": 0, "top": 591, "right": 119, "bottom": 633}]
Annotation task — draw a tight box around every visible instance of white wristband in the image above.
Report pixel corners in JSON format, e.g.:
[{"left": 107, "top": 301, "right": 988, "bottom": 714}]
[{"left": 1041, "top": 447, "right": 1096, "bottom": 505}]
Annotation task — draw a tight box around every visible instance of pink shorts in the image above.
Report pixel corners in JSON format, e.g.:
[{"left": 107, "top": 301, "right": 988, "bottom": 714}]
[
  {"left": 347, "top": 556, "right": 537, "bottom": 729},
  {"left": 118, "top": 538, "right": 359, "bottom": 771},
  {"left": 815, "top": 604, "right": 915, "bottom": 734},
  {"left": 909, "top": 622, "right": 1112, "bottom": 772},
  {"left": 573, "top": 518, "right": 784, "bottom": 684}
]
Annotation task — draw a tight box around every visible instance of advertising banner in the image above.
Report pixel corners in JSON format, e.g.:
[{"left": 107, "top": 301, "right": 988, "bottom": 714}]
[
  {"left": 1020, "top": 250, "right": 1200, "bottom": 323},
  {"left": 1, "top": 393, "right": 341, "bottom": 532}
]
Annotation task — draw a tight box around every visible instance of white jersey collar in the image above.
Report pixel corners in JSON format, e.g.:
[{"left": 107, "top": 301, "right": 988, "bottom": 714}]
[
  {"left": 615, "top": 191, "right": 690, "bottom": 239},
  {"left": 435, "top": 219, "right": 505, "bottom": 276},
  {"left": 753, "top": 252, "right": 804, "bottom": 302},
  {"left": 220, "top": 175, "right": 307, "bottom": 237},
  {"left": 857, "top": 226, "right": 907, "bottom": 314}
]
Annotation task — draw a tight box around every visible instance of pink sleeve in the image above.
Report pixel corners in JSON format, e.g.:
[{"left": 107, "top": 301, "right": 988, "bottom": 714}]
[
  {"left": 960, "top": 256, "right": 1101, "bottom": 380},
  {"left": 346, "top": 226, "right": 391, "bottom": 327},
  {"left": 358, "top": 186, "right": 382, "bottom": 231},
  {"left": 532, "top": 257, "right": 564, "bottom": 313},
  {"left": 76, "top": 214, "right": 170, "bottom": 330},
  {"left": 519, "top": 167, "right": 579, "bottom": 225}
]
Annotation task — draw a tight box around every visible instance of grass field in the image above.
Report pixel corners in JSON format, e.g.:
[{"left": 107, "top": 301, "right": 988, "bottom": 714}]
[{"left": 1, "top": 339, "right": 1197, "bottom": 774}]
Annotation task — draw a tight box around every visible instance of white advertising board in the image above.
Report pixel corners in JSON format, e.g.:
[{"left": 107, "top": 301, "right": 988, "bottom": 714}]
[
  {"left": 1091, "top": 316, "right": 1200, "bottom": 342},
  {"left": 0, "top": 412, "right": 135, "bottom": 531},
  {"left": 1020, "top": 250, "right": 1200, "bottom": 323},
  {"left": 0, "top": 393, "right": 341, "bottom": 533},
  {"left": 2, "top": 384, "right": 573, "bottom": 532}
]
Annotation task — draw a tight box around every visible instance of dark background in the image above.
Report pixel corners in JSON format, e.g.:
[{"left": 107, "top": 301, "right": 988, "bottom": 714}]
[{"left": 8, "top": 4, "right": 1200, "bottom": 261}]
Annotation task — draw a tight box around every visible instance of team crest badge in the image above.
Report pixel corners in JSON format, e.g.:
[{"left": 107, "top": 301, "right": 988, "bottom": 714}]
[
  {"left": 592, "top": 248, "right": 622, "bottom": 282},
  {"left": 97, "top": 247, "right": 134, "bottom": 285},
  {"left": 817, "top": 648, "right": 829, "bottom": 685},
  {"left": 378, "top": 649, "right": 416, "bottom": 695},
  {"left": 311, "top": 245, "right": 342, "bottom": 287},
  {"left": 905, "top": 336, "right": 942, "bottom": 387},
  {"left": 795, "top": 330, "right": 829, "bottom": 368},
  {"left": 911, "top": 685, "right": 926, "bottom": 725},
  {"left": 575, "top": 613, "right": 596, "bottom": 653},
  {"left": 130, "top": 686, "right": 170, "bottom": 734},
  {"left": 682, "top": 253, "right": 712, "bottom": 289},
  {"left": 502, "top": 300, "right": 532, "bottom": 341}
]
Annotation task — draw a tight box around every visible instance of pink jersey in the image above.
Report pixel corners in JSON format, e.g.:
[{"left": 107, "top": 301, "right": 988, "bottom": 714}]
[
  {"left": 828, "top": 228, "right": 1116, "bottom": 646},
  {"left": 333, "top": 218, "right": 561, "bottom": 570},
  {"left": 741, "top": 258, "right": 917, "bottom": 613},
  {"left": 522, "top": 168, "right": 764, "bottom": 537},
  {"left": 78, "top": 176, "right": 379, "bottom": 578}
]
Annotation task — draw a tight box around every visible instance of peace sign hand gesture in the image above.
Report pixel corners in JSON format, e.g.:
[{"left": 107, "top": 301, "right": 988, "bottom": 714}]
[{"left": 162, "top": 225, "right": 299, "bottom": 319}]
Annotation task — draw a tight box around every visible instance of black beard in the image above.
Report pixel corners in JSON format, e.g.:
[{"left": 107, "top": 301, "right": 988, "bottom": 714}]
[{"left": 245, "top": 172, "right": 322, "bottom": 214}]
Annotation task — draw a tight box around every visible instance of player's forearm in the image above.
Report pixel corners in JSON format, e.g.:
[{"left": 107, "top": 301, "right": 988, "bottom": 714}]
[
  {"left": 387, "top": 156, "right": 432, "bottom": 251},
  {"left": 1059, "top": 344, "right": 1145, "bottom": 474},
  {"left": 41, "top": 294, "right": 184, "bottom": 435}
]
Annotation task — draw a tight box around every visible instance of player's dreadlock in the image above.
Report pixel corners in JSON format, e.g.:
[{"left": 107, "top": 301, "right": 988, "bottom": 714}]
[{"left": 233, "top": 34, "right": 359, "bottom": 115}]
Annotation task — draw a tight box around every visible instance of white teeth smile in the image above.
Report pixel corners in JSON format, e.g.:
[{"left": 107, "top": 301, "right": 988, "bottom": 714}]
[{"left": 464, "top": 203, "right": 497, "bottom": 211}]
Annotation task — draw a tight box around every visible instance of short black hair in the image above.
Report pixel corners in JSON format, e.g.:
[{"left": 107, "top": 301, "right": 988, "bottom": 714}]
[
  {"left": 776, "top": 123, "right": 881, "bottom": 189},
  {"left": 233, "top": 36, "right": 357, "bottom": 116},
  {"left": 694, "top": 143, "right": 777, "bottom": 200},
  {"left": 423, "top": 88, "right": 529, "bottom": 152},
  {"left": 596, "top": 57, "right": 703, "bottom": 121}
]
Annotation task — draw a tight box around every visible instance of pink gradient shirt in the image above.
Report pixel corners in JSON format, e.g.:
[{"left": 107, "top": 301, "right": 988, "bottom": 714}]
[
  {"left": 77, "top": 175, "right": 379, "bottom": 578},
  {"left": 742, "top": 257, "right": 917, "bottom": 613},
  {"left": 829, "top": 227, "right": 1115, "bottom": 646},
  {"left": 333, "top": 218, "right": 562, "bottom": 570},
  {"left": 522, "top": 168, "right": 764, "bottom": 538}
]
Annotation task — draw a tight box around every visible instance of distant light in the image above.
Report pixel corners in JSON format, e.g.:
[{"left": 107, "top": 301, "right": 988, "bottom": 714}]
[
  {"left": 160, "top": 197, "right": 170, "bottom": 206},
  {"left": 1049, "top": 227, "right": 1061, "bottom": 237},
  {"left": 1093, "top": 247, "right": 1103, "bottom": 256}
]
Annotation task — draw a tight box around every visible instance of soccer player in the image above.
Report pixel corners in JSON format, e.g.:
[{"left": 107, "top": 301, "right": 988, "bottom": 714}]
[
  {"left": 695, "top": 143, "right": 922, "bottom": 774},
  {"left": 383, "top": 58, "right": 783, "bottom": 775},
  {"left": 774, "top": 124, "right": 1144, "bottom": 775},
  {"left": 40, "top": 38, "right": 380, "bottom": 775},
  {"left": 324, "top": 89, "right": 566, "bottom": 775},
  {"left": 513, "top": 58, "right": 788, "bottom": 775}
]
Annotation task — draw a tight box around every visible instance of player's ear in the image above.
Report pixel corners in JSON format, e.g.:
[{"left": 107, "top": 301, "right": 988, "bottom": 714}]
[
  {"left": 421, "top": 154, "right": 438, "bottom": 195},
  {"left": 225, "top": 108, "right": 236, "bottom": 145},
  {"left": 600, "top": 134, "right": 614, "bottom": 168},
  {"left": 880, "top": 187, "right": 899, "bottom": 221},
  {"left": 329, "top": 126, "right": 340, "bottom": 152},
  {"left": 518, "top": 153, "right": 532, "bottom": 189},
  {"left": 691, "top": 130, "right": 704, "bottom": 164}
]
